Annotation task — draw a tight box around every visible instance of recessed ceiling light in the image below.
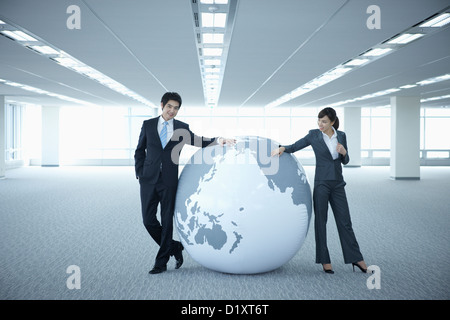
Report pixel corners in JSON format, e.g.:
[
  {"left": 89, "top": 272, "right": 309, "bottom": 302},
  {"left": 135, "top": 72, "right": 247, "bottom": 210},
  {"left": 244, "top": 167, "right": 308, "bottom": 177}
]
[
  {"left": 421, "top": 94, "right": 450, "bottom": 102},
  {"left": 201, "top": 13, "right": 227, "bottom": 28},
  {"left": 5, "top": 81, "right": 23, "bottom": 87},
  {"left": 399, "top": 84, "right": 417, "bottom": 89},
  {"left": 54, "top": 57, "right": 80, "bottom": 67},
  {"left": 1, "top": 30, "right": 37, "bottom": 41},
  {"left": 330, "top": 66, "right": 352, "bottom": 75},
  {"left": 201, "top": 0, "right": 229, "bottom": 4},
  {"left": 203, "top": 48, "right": 223, "bottom": 56},
  {"left": 29, "top": 45, "right": 60, "bottom": 55},
  {"left": 419, "top": 13, "right": 450, "bottom": 27},
  {"left": 204, "top": 68, "right": 220, "bottom": 73},
  {"left": 387, "top": 33, "right": 424, "bottom": 44},
  {"left": 204, "top": 59, "right": 221, "bottom": 65},
  {"left": 362, "top": 48, "right": 393, "bottom": 56},
  {"left": 202, "top": 33, "right": 224, "bottom": 44},
  {"left": 417, "top": 74, "right": 450, "bottom": 85},
  {"left": 344, "top": 58, "right": 370, "bottom": 66}
]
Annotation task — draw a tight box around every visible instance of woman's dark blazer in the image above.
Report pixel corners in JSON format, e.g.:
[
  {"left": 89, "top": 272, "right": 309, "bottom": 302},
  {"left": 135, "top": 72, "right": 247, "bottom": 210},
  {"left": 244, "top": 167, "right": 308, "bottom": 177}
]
[{"left": 282, "top": 129, "right": 350, "bottom": 182}]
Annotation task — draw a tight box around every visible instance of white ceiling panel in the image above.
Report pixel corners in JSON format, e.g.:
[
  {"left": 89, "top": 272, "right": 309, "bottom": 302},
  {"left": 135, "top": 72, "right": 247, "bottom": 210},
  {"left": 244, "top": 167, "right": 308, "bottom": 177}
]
[{"left": 0, "top": 0, "right": 449, "bottom": 109}]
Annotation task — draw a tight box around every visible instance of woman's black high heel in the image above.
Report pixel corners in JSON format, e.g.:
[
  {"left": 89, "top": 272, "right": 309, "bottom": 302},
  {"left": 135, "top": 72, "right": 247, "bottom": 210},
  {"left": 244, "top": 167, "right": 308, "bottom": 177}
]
[
  {"left": 322, "top": 264, "right": 334, "bottom": 274},
  {"left": 352, "top": 262, "right": 367, "bottom": 273}
]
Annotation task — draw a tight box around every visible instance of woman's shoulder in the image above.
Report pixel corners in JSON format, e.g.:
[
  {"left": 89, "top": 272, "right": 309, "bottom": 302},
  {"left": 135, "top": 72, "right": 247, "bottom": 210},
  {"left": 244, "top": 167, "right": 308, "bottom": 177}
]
[{"left": 308, "top": 129, "right": 321, "bottom": 136}]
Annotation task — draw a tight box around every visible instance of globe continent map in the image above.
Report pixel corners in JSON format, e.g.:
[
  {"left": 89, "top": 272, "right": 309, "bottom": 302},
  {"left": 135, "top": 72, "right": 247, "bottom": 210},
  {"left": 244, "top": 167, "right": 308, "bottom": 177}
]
[{"left": 175, "top": 136, "right": 312, "bottom": 274}]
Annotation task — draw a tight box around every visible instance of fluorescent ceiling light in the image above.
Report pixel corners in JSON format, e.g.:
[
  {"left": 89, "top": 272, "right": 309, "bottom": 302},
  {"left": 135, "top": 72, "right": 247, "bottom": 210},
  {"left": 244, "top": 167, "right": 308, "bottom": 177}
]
[
  {"left": 201, "top": 13, "right": 214, "bottom": 27},
  {"left": 0, "top": 20, "right": 157, "bottom": 108},
  {"left": 2, "top": 78, "right": 92, "bottom": 105},
  {"left": 432, "top": 15, "right": 450, "bottom": 27},
  {"left": 399, "top": 84, "right": 417, "bottom": 89},
  {"left": 387, "top": 33, "right": 424, "bottom": 44},
  {"left": 200, "top": 0, "right": 229, "bottom": 4},
  {"left": 1, "top": 30, "right": 37, "bottom": 41},
  {"left": 344, "top": 58, "right": 370, "bottom": 66},
  {"left": 202, "top": 33, "right": 224, "bottom": 44},
  {"left": 206, "top": 80, "right": 219, "bottom": 86},
  {"left": 203, "top": 48, "right": 223, "bottom": 56},
  {"left": 420, "top": 13, "right": 450, "bottom": 27},
  {"left": 5, "top": 81, "right": 23, "bottom": 87},
  {"left": 204, "top": 59, "right": 221, "bottom": 65},
  {"left": 71, "top": 66, "right": 96, "bottom": 75},
  {"left": 329, "top": 67, "right": 352, "bottom": 75},
  {"left": 204, "top": 67, "right": 220, "bottom": 73},
  {"left": 421, "top": 94, "right": 450, "bottom": 102},
  {"left": 266, "top": 67, "right": 352, "bottom": 108},
  {"left": 201, "top": 13, "right": 227, "bottom": 28},
  {"left": 205, "top": 74, "right": 220, "bottom": 79},
  {"left": 362, "top": 48, "right": 393, "bottom": 56},
  {"left": 54, "top": 57, "right": 80, "bottom": 67},
  {"left": 29, "top": 45, "right": 60, "bottom": 55},
  {"left": 20, "top": 85, "right": 48, "bottom": 94},
  {"left": 417, "top": 74, "right": 450, "bottom": 85}
]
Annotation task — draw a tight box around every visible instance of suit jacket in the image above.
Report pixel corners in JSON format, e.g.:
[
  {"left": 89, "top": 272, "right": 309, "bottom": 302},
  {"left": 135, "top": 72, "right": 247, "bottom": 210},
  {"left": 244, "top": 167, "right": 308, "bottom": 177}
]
[
  {"left": 134, "top": 116, "right": 217, "bottom": 186},
  {"left": 282, "top": 129, "right": 350, "bottom": 181}
]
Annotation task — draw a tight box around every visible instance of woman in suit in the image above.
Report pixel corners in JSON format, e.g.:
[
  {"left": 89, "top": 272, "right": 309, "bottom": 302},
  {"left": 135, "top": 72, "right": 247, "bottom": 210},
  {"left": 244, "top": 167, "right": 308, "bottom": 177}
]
[{"left": 271, "top": 107, "right": 367, "bottom": 274}]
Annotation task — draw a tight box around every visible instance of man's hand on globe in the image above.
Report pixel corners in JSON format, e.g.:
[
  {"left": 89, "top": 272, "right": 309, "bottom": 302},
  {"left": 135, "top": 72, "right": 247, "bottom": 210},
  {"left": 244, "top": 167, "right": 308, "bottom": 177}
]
[{"left": 218, "top": 137, "right": 237, "bottom": 146}]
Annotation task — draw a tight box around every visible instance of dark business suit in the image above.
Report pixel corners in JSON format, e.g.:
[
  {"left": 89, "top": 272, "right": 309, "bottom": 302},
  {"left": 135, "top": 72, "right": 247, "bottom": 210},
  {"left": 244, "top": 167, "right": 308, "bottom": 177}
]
[
  {"left": 135, "top": 116, "right": 217, "bottom": 268},
  {"left": 283, "top": 129, "right": 363, "bottom": 264}
]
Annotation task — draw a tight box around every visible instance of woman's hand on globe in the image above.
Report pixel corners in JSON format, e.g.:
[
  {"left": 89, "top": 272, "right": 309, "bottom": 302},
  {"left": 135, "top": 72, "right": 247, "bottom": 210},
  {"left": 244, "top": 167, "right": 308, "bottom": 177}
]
[{"left": 271, "top": 147, "right": 285, "bottom": 157}]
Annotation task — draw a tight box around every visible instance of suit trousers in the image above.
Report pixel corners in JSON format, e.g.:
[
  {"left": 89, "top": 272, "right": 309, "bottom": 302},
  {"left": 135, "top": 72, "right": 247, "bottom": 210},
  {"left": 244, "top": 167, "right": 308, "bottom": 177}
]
[
  {"left": 313, "top": 180, "right": 363, "bottom": 264},
  {"left": 139, "top": 173, "right": 180, "bottom": 268}
]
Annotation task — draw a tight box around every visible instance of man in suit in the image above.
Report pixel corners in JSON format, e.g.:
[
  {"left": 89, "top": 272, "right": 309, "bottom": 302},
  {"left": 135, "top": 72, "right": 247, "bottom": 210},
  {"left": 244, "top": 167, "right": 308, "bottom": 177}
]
[{"left": 135, "top": 92, "right": 235, "bottom": 274}]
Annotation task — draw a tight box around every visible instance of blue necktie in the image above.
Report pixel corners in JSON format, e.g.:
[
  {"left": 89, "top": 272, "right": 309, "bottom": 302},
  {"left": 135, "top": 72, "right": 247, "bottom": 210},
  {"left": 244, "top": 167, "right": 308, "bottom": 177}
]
[{"left": 160, "top": 121, "right": 168, "bottom": 148}]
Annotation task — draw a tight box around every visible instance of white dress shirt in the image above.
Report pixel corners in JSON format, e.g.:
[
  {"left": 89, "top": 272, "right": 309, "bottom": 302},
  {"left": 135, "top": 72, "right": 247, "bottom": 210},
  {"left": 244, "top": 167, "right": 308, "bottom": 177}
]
[
  {"left": 158, "top": 116, "right": 174, "bottom": 145},
  {"left": 321, "top": 127, "right": 339, "bottom": 160}
]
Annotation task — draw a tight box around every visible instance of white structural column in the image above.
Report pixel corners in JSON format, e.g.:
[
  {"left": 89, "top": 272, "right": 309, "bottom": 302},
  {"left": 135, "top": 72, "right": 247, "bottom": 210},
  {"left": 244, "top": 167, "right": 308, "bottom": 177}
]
[
  {"left": 344, "top": 107, "right": 361, "bottom": 167},
  {"left": 0, "top": 96, "right": 5, "bottom": 178},
  {"left": 41, "top": 106, "right": 60, "bottom": 167},
  {"left": 390, "top": 96, "right": 420, "bottom": 180}
]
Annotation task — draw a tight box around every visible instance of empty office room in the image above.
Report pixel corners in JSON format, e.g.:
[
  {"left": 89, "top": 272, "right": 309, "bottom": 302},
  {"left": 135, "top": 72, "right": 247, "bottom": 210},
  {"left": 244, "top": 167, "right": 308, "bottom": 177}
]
[{"left": 1, "top": 0, "right": 449, "bottom": 304}]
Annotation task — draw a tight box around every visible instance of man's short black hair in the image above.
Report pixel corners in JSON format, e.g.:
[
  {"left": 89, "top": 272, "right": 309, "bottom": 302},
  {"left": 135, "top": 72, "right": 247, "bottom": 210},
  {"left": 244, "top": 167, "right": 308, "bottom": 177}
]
[{"left": 161, "top": 92, "right": 182, "bottom": 108}]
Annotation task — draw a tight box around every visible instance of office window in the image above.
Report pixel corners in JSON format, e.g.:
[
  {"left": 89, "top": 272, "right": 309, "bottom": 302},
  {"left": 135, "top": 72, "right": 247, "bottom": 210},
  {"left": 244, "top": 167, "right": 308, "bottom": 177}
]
[
  {"left": 16, "top": 103, "right": 448, "bottom": 166},
  {"left": 23, "top": 104, "right": 42, "bottom": 161},
  {"left": 60, "top": 106, "right": 102, "bottom": 160},
  {"left": 422, "top": 108, "right": 450, "bottom": 150},
  {"left": 421, "top": 108, "right": 450, "bottom": 161},
  {"left": 361, "top": 107, "right": 390, "bottom": 157},
  {"left": 5, "top": 103, "right": 23, "bottom": 161},
  {"left": 102, "top": 107, "right": 130, "bottom": 159}
]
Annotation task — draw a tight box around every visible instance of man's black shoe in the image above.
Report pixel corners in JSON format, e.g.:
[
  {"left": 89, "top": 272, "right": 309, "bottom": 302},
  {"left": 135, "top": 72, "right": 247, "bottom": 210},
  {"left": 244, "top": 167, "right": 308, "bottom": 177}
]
[
  {"left": 174, "top": 243, "right": 184, "bottom": 269},
  {"left": 149, "top": 266, "right": 167, "bottom": 274}
]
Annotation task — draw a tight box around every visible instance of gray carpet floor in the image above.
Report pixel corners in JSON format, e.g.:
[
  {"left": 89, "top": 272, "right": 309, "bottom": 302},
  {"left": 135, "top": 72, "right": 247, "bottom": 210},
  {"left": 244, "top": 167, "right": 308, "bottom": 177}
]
[{"left": 1, "top": 165, "right": 449, "bottom": 300}]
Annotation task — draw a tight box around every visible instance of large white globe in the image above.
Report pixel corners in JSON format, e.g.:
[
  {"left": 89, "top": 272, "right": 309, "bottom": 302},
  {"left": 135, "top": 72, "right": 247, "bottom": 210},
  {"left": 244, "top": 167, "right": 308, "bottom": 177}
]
[{"left": 175, "top": 136, "right": 312, "bottom": 274}]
